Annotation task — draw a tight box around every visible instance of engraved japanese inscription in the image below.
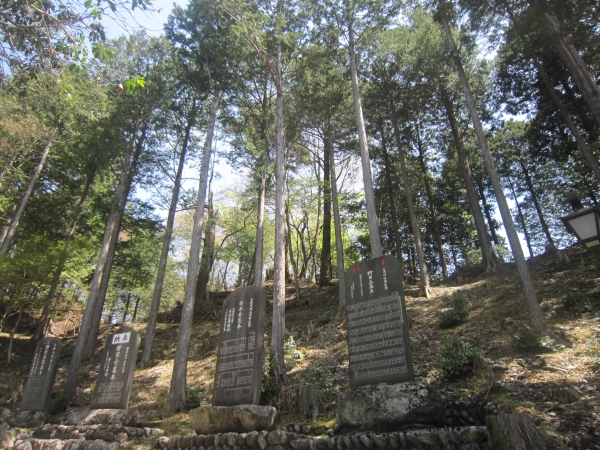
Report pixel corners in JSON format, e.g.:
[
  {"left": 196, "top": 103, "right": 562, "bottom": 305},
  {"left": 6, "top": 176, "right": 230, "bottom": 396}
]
[
  {"left": 345, "top": 255, "right": 414, "bottom": 388},
  {"left": 90, "top": 325, "right": 140, "bottom": 409},
  {"left": 212, "top": 286, "right": 266, "bottom": 406},
  {"left": 21, "top": 337, "right": 62, "bottom": 412}
]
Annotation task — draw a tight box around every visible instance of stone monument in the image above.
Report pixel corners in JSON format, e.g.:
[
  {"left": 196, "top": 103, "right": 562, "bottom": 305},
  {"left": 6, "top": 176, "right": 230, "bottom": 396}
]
[
  {"left": 190, "top": 286, "right": 273, "bottom": 435},
  {"left": 212, "top": 285, "right": 266, "bottom": 406},
  {"left": 345, "top": 255, "right": 414, "bottom": 388},
  {"left": 20, "top": 337, "right": 62, "bottom": 412},
  {"left": 90, "top": 325, "right": 140, "bottom": 409}
]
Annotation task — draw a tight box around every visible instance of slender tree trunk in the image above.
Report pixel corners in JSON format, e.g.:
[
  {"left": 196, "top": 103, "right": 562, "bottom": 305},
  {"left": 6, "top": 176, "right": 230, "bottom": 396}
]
[
  {"left": 122, "top": 293, "right": 132, "bottom": 323},
  {"left": 7, "top": 304, "right": 23, "bottom": 364},
  {"left": 438, "top": 0, "right": 564, "bottom": 343},
  {"left": 285, "top": 204, "right": 301, "bottom": 303},
  {"left": 506, "top": 11, "right": 600, "bottom": 184},
  {"left": 319, "top": 123, "right": 333, "bottom": 286},
  {"left": 439, "top": 83, "right": 499, "bottom": 270},
  {"left": 390, "top": 104, "right": 430, "bottom": 298},
  {"left": 64, "top": 120, "right": 140, "bottom": 404},
  {"left": 33, "top": 169, "right": 95, "bottom": 341},
  {"left": 415, "top": 130, "right": 448, "bottom": 279},
  {"left": 271, "top": 32, "right": 287, "bottom": 384},
  {"left": 519, "top": 161, "right": 555, "bottom": 246},
  {"left": 196, "top": 196, "right": 217, "bottom": 302},
  {"left": 508, "top": 177, "right": 534, "bottom": 258},
  {"left": 247, "top": 250, "right": 256, "bottom": 285},
  {"left": 378, "top": 122, "right": 403, "bottom": 260},
  {"left": 0, "top": 204, "right": 17, "bottom": 245},
  {"left": 475, "top": 177, "right": 500, "bottom": 246},
  {"left": 131, "top": 296, "right": 140, "bottom": 323},
  {"left": 169, "top": 86, "right": 220, "bottom": 412},
  {"left": 83, "top": 129, "right": 145, "bottom": 359},
  {"left": 141, "top": 117, "right": 193, "bottom": 366},
  {"left": 1, "top": 130, "right": 56, "bottom": 253},
  {"left": 254, "top": 169, "right": 266, "bottom": 287},
  {"left": 348, "top": 24, "right": 382, "bottom": 258},
  {"left": 311, "top": 160, "right": 321, "bottom": 284},
  {"left": 544, "top": 13, "right": 600, "bottom": 129},
  {"left": 330, "top": 132, "right": 346, "bottom": 314}
]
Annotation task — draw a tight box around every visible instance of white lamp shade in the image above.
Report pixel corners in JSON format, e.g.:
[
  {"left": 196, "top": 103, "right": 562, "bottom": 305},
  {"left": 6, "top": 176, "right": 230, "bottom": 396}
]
[{"left": 567, "top": 211, "right": 600, "bottom": 247}]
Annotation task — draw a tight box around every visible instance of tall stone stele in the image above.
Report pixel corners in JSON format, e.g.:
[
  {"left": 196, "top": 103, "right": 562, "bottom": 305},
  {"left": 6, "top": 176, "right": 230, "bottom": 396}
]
[
  {"left": 344, "top": 255, "right": 414, "bottom": 388},
  {"left": 90, "top": 325, "right": 140, "bottom": 409},
  {"left": 212, "top": 286, "right": 266, "bottom": 406},
  {"left": 21, "top": 337, "right": 62, "bottom": 412}
]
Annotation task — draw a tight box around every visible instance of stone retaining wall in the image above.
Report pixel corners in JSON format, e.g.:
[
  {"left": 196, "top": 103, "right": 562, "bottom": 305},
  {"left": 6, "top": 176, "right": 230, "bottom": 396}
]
[{"left": 152, "top": 427, "right": 488, "bottom": 450}]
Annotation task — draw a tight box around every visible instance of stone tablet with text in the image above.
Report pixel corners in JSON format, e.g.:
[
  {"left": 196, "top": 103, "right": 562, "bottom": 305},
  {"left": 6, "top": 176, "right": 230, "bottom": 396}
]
[
  {"left": 21, "top": 337, "right": 62, "bottom": 412},
  {"left": 212, "top": 286, "right": 266, "bottom": 406},
  {"left": 90, "top": 325, "right": 140, "bottom": 409},
  {"left": 345, "top": 255, "right": 414, "bottom": 388}
]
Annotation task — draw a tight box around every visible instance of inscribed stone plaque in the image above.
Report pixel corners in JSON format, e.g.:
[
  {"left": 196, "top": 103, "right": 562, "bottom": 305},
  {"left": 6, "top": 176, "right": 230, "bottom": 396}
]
[
  {"left": 20, "top": 337, "right": 62, "bottom": 412},
  {"left": 345, "top": 255, "right": 414, "bottom": 388},
  {"left": 212, "top": 286, "right": 266, "bottom": 406},
  {"left": 90, "top": 325, "right": 140, "bottom": 409}
]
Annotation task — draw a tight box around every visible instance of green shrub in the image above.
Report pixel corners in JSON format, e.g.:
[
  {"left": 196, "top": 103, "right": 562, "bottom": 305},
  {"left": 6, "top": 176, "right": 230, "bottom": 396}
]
[
  {"left": 437, "top": 335, "right": 481, "bottom": 377},
  {"left": 305, "top": 367, "right": 332, "bottom": 393},
  {"left": 513, "top": 325, "right": 543, "bottom": 351},
  {"left": 284, "top": 336, "right": 302, "bottom": 370},
  {"left": 185, "top": 388, "right": 203, "bottom": 409},
  {"left": 439, "top": 292, "right": 470, "bottom": 328},
  {"left": 262, "top": 347, "right": 282, "bottom": 401}
]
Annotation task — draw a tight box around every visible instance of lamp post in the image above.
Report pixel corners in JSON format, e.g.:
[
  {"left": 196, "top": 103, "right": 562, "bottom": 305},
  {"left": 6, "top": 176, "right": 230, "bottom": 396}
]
[{"left": 560, "top": 192, "right": 600, "bottom": 265}]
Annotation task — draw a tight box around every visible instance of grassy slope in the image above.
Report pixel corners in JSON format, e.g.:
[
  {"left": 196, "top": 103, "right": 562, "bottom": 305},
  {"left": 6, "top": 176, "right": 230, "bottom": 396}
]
[{"left": 1, "top": 246, "right": 600, "bottom": 449}]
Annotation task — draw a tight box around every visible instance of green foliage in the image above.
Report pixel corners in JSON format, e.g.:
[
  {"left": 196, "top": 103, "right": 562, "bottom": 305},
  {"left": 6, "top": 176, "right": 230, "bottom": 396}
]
[
  {"left": 262, "top": 347, "right": 282, "bottom": 403},
  {"left": 185, "top": 388, "right": 204, "bottom": 410},
  {"left": 439, "top": 292, "right": 470, "bottom": 328},
  {"left": 305, "top": 367, "right": 332, "bottom": 393},
  {"left": 437, "top": 335, "right": 481, "bottom": 377},
  {"left": 284, "top": 336, "right": 302, "bottom": 370},
  {"left": 513, "top": 325, "right": 542, "bottom": 351}
]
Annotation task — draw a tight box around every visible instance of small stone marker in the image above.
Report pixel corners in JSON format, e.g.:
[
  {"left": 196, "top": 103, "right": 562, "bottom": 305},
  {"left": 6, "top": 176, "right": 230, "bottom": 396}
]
[
  {"left": 21, "top": 337, "right": 62, "bottom": 412},
  {"left": 90, "top": 325, "right": 140, "bottom": 409},
  {"left": 345, "top": 255, "right": 414, "bottom": 388},
  {"left": 213, "top": 286, "right": 266, "bottom": 406}
]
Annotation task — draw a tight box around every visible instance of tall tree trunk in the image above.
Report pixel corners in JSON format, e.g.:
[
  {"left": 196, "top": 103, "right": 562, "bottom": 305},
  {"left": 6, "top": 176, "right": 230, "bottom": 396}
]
[
  {"left": 508, "top": 177, "right": 534, "bottom": 258},
  {"left": 439, "top": 83, "right": 499, "bottom": 270},
  {"left": 83, "top": 129, "right": 146, "bottom": 359},
  {"left": 348, "top": 23, "right": 382, "bottom": 258},
  {"left": 64, "top": 119, "right": 141, "bottom": 405},
  {"left": 122, "top": 293, "right": 132, "bottom": 323},
  {"left": 1, "top": 130, "right": 56, "bottom": 253},
  {"left": 378, "top": 122, "right": 403, "bottom": 260},
  {"left": 544, "top": 13, "right": 600, "bottom": 129},
  {"left": 285, "top": 204, "right": 301, "bottom": 303},
  {"left": 141, "top": 115, "right": 193, "bottom": 366},
  {"left": 506, "top": 10, "right": 600, "bottom": 184},
  {"left": 415, "top": 129, "right": 448, "bottom": 279},
  {"left": 319, "top": 123, "right": 333, "bottom": 287},
  {"left": 196, "top": 195, "right": 217, "bottom": 303},
  {"left": 330, "top": 132, "right": 346, "bottom": 314},
  {"left": 271, "top": 32, "right": 287, "bottom": 384},
  {"left": 438, "top": 0, "right": 564, "bottom": 343},
  {"left": 169, "top": 85, "right": 220, "bottom": 412},
  {"left": 311, "top": 158, "right": 322, "bottom": 284},
  {"left": 389, "top": 103, "right": 430, "bottom": 298},
  {"left": 7, "top": 305, "right": 23, "bottom": 364},
  {"left": 33, "top": 169, "right": 95, "bottom": 341},
  {"left": 0, "top": 204, "right": 17, "bottom": 245},
  {"left": 476, "top": 178, "right": 500, "bottom": 246},
  {"left": 519, "top": 161, "right": 555, "bottom": 246},
  {"left": 131, "top": 296, "right": 140, "bottom": 323}
]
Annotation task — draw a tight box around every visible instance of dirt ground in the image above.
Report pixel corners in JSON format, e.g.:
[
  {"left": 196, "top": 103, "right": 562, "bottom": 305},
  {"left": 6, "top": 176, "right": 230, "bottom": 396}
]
[{"left": 1, "top": 246, "right": 600, "bottom": 449}]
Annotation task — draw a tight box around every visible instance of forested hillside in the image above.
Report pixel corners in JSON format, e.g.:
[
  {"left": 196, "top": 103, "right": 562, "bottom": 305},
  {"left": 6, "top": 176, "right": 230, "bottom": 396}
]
[{"left": 1, "top": 0, "right": 600, "bottom": 447}]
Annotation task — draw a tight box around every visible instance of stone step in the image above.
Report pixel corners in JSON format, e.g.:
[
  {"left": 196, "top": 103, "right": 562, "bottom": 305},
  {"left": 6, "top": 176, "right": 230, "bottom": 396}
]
[{"left": 152, "top": 427, "right": 488, "bottom": 450}]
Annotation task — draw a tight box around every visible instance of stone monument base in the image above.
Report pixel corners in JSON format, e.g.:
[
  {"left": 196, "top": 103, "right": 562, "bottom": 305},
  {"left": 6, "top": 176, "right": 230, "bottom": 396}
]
[
  {"left": 336, "top": 382, "right": 445, "bottom": 432},
  {"left": 190, "top": 405, "right": 276, "bottom": 435},
  {"left": 15, "top": 411, "right": 47, "bottom": 428},
  {"left": 63, "top": 407, "right": 139, "bottom": 426}
]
